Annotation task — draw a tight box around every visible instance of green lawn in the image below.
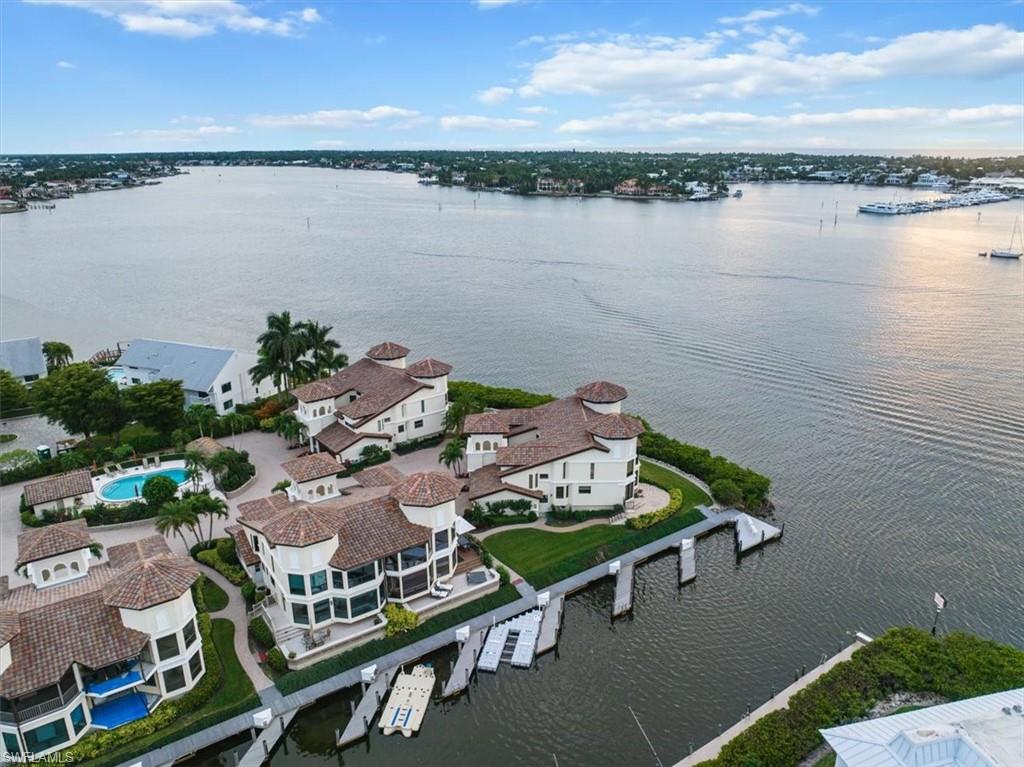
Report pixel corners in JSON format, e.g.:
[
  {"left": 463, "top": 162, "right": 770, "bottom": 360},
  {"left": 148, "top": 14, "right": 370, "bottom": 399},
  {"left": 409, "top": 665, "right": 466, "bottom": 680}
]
[
  {"left": 485, "top": 464, "right": 708, "bottom": 588},
  {"left": 208, "top": 618, "right": 256, "bottom": 703},
  {"left": 202, "top": 577, "right": 230, "bottom": 612}
]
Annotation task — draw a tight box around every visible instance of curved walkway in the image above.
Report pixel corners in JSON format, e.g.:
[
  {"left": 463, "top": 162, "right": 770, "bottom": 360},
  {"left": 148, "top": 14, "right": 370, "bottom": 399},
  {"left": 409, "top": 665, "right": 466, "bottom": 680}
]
[{"left": 200, "top": 566, "right": 274, "bottom": 693}]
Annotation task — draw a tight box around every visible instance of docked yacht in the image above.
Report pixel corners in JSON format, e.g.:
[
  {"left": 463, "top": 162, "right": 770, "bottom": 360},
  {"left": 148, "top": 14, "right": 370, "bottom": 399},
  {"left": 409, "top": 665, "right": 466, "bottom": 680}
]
[{"left": 858, "top": 201, "right": 902, "bottom": 215}]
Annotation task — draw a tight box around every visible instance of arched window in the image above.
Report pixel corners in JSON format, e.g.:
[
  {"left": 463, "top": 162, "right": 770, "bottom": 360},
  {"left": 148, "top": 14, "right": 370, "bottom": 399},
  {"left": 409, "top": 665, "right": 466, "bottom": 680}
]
[
  {"left": 70, "top": 561, "right": 81, "bottom": 573},
  {"left": 482, "top": 440, "right": 491, "bottom": 451},
  {"left": 475, "top": 442, "right": 481, "bottom": 451},
  {"left": 327, "top": 484, "right": 334, "bottom": 494},
  {"left": 41, "top": 569, "right": 51, "bottom": 582},
  {"left": 316, "top": 485, "right": 326, "bottom": 496},
  {"left": 54, "top": 563, "right": 68, "bottom": 580},
  {"left": 319, "top": 406, "right": 326, "bottom": 416},
  {"left": 308, "top": 489, "right": 314, "bottom": 498}
]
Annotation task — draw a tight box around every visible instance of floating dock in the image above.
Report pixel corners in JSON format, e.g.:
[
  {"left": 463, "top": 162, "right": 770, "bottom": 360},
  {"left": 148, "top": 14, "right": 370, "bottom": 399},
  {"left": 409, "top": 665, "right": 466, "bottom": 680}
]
[
  {"left": 379, "top": 665, "right": 435, "bottom": 738},
  {"left": 679, "top": 538, "right": 696, "bottom": 584},
  {"left": 733, "top": 513, "right": 782, "bottom": 554},
  {"left": 237, "top": 708, "right": 297, "bottom": 767},
  {"left": 477, "top": 611, "right": 541, "bottom": 672},
  {"left": 336, "top": 666, "right": 397, "bottom": 748},
  {"left": 612, "top": 561, "right": 635, "bottom": 617},
  {"left": 536, "top": 594, "right": 564, "bottom": 655},
  {"left": 442, "top": 629, "right": 486, "bottom": 698}
]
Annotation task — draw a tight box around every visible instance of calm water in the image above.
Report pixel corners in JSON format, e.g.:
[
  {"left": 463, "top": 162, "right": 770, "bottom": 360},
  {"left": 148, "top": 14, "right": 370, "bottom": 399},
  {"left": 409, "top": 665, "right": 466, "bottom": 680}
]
[{"left": 3, "top": 168, "right": 1022, "bottom": 766}]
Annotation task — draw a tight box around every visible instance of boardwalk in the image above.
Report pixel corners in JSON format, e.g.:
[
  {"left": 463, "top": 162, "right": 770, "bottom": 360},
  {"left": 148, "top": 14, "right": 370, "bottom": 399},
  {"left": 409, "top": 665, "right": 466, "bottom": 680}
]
[
  {"left": 336, "top": 666, "right": 397, "bottom": 748},
  {"left": 679, "top": 538, "right": 696, "bottom": 584},
  {"left": 536, "top": 594, "right": 563, "bottom": 655},
  {"left": 237, "top": 709, "right": 297, "bottom": 767},
  {"left": 674, "top": 639, "right": 868, "bottom": 766},
  {"left": 442, "top": 629, "right": 486, "bottom": 697},
  {"left": 612, "top": 562, "right": 635, "bottom": 617}
]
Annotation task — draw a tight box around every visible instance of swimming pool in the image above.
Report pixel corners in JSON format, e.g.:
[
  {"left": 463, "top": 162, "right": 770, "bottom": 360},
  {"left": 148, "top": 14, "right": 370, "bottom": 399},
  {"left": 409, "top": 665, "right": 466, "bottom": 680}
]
[{"left": 98, "top": 468, "right": 189, "bottom": 502}]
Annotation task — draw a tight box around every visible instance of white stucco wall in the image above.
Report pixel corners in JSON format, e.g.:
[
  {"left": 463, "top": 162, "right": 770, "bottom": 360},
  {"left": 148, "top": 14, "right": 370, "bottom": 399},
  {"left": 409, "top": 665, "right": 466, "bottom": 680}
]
[
  {"left": 25, "top": 548, "right": 92, "bottom": 588},
  {"left": 30, "top": 491, "right": 97, "bottom": 519}
]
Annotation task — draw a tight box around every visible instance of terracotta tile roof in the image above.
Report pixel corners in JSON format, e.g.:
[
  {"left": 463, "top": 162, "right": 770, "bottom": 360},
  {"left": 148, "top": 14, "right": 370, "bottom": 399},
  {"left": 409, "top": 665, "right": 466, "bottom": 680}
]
[
  {"left": 0, "top": 565, "right": 121, "bottom": 613},
  {"left": 237, "top": 492, "right": 293, "bottom": 523},
  {"left": 103, "top": 557, "right": 200, "bottom": 610},
  {"left": 575, "top": 380, "right": 628, "bottom": 403},
  {"left": 106, "top": 536, "right": 174, "bottom": 569},
  {"left": 0, "top": 591, "right": 149, "bottom": 698},
  {"left": 405, "top": 358, "right": 452, "bottom": 378},
  {"left": 463, "top": 412, "right": 511, "bottom": 434},
  {"left": 390, "top": 472, "right": 462, "bottom": 507},
  {"left": 225, "top": 525, "right": 260, "bottom": 567},
  {"left": 291, "top": 380, "right": 337, "bottom": 402},
  {"left": 315, "top": 421, "right": 390, "bottom": 455},
  {"left": 15, "top": 519, "right": 93, "bottom": 567},
  {"left": 366, "top": 341, "right": 409, "bottom": 360},
  {"left": 281, "top": 452, "right": 339, "bottom": 483},
  {"left": 291, "top": 359, "right": 429, "bottom": 424},
  {"left": 468, "top": 464, "right": 543, "bottom": 501},
  {"left": 0, "top": 609, "right": 21, "bottom": 646},
  {"left": 236, "top": 494, "right": 431, "bottom": 569},
  {"left": 338, "top": 392, "right": 397, "bottom": 420},
  {"left": 261, "top": 506, "right": 339, "bottom": 547},
  {"left": 587, "top": 412, "right": 646, "bottom": 439},
  {"left": 352, "top": 464, "right": 404, "bottom": 487},
  {"left": 23, "top": 469, "right": 94, "bottom": 507}
]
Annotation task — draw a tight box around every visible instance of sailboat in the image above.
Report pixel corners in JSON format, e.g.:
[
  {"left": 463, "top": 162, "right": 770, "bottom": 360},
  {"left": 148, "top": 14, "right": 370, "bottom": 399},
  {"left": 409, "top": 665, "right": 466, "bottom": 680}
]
[{"left": 989, "top": 216, "right": 1023, "bottom": 259}]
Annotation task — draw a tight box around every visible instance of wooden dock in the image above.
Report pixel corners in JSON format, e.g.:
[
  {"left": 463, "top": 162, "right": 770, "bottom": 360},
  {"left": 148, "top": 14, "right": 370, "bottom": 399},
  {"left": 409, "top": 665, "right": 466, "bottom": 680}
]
[
  {"left": 380, "top": 665, "right": 435, "bottom": 737},
  {"left": 442, "top": 629, "right": 486, "bottom": 697},
  {"left": 536, "top": 594, "right": 564, "bottom": 655},
  {"left": 612, "top": 562, "right": 635, "bottom": 617},
  {"left": 237, "top": 709, "right": 297, "bottom": 767},
  {"left": 679, "top": 538, "right": 696, "bottom": 584},
  {"left": 336, "top": 666, "right": 397, "bottom": 748}
]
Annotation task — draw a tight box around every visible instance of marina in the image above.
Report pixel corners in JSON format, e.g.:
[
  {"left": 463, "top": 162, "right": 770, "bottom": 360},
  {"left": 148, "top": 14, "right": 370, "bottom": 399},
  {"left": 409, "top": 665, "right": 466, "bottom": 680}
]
[{"left": 858, "top": 189, "right": 1011, "bottom": 215}]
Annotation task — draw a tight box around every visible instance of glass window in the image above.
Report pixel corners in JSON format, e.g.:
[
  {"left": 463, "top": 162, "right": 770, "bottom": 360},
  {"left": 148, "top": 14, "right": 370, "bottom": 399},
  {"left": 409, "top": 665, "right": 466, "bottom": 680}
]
[
  {"left": 332, "top": 570, "right": 345, "bottom": 589},
  {"left": 590, "top": 463, "right": 595, "bottom": 479},
  {"left": 182, "top": 618, "right": 197, "bottom": 648},
  {"left": 400, "top": 545, "right": 427, "bottom": 569},
  {"left": 189, "top": 650, "right": 203, "bottom": 681},
  {"left": 435, "top": 557, "right": 451, "bottom": 577},
  {"left": 627, "top": 459, "right": 635, "bottom": 475},
  {"left": 222, "top": 399, "right": 234, "bottom": 410},
  {"left": 401, "top": 569, "right": 429, "bottom": 598},
  {"left": 333, "top": 597, "right": 349, "bottom": 620},
  {"left": 288, "top": 573, "right": 305, "bottom": 596},
  {"left": 420, "top": 400, "right": 425, "bottom": 413},
  {"left": 347, "top": 563, "right": 376, "bottom": 587},
  {"left": 2, "top": 731, "right": 20, "bottom": 756},
  {"left": 24, "top": 719, "right": 69, "bottom": 753},
  {"left": 414, "top": 419, "right": 423, "bottom": 429},
  {"left": 291, "top": 602, "right": 309, "bottom": 625},
  {"left": 310, "top": 570, "right": 327, "bottom": 595},
  {"left": 384, "top": 554, "right": 399, "bottom": 572},
  {"left": 313, "top": 599, "right": 331, "bottom": 623},
  {"left": 156, "top": 633, "right": 180, "bottom": 661},
  {"left": 579, "top": 486, "right": 592, "bottom": 495},
  {"left": 221, "top": 382, "right": 232, "bottom": 393},
  {"left": 434, "top": 529, "right": 450, "bottom": 552},
  {"left": 350, "top": 589, "right": 379, "bottom": 617},
  {"left": 70, "top": 704, "right": 87, "bottom": 734},
  {"left": 163, "top": 665, "right": 186, "bottom": 693}
]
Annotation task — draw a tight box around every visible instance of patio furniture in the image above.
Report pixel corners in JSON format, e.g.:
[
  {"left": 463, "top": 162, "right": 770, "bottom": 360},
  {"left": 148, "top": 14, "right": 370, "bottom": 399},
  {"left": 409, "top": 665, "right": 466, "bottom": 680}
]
[
  {"left": 466, "top": 568, "right": 489, "bottom": 586},
  {"left": 303, "top": 628, "right": 330, "bottom": 649}
]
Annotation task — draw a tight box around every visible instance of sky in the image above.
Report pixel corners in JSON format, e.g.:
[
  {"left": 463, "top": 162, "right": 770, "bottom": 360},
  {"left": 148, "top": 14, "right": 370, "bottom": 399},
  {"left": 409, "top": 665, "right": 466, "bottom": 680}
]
[{"left": 1, "top": 1, "right": 1022, "bottom": 155}]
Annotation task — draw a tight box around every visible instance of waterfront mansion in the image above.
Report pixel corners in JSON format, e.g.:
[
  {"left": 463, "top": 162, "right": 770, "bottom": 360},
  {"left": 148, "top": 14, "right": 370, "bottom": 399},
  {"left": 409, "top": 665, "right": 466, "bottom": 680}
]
[
  {"left": 230, "top": 470, "right": 491, "bottom": 665},
  {"left": 0, "top": 522, "right": 203, "bottom": 759},
  {"left": 292, "top": 342, "right": 452, "bottom": 461},
  {"left": 465, "top": 381, "right": 645, "bottom": 512}
]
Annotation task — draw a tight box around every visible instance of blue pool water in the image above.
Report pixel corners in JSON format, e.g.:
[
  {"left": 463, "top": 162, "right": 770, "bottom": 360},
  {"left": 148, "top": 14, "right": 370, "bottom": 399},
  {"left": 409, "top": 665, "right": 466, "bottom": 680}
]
[{"left": 98, "top": 468, "right": 188, "bottom": 501}]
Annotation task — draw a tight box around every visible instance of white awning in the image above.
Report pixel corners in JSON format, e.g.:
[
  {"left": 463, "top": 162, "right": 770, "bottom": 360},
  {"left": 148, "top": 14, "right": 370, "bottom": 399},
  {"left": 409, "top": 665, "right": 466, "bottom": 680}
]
[{"left": 454, "top": 516, "right": 476, "bottom": 535}]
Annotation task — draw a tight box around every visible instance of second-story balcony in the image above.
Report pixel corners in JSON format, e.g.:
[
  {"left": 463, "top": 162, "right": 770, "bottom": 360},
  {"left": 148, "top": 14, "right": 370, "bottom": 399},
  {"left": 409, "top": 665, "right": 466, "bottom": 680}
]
[
  {"left": 83, "top": 659, "right": 155, "bottom": 699},
  {"left": 0, "top": 669, "right": 82, "bottom": 725}
]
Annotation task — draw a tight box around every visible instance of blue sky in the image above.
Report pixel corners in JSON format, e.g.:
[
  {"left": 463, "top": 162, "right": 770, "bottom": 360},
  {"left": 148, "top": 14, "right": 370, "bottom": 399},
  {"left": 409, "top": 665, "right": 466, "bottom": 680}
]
[{"left": 2, "top": 1, "right": 1022, "bottom": 154}]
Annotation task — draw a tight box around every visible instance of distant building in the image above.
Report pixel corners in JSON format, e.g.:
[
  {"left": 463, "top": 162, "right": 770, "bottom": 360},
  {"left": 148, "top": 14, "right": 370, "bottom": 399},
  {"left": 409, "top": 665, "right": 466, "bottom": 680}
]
[
  {"left": 114, "top": 339, "right": 281, "bottom": 415},
  {"left": 0, "top": 337, "right": 47, "bottom": 385},
  {"left": 536, "top": 177, "right": 584, "bottom": 195},
  {"left": 22, "top": 470, "right": 96, "bottom": 518},
  {"left": 821, "top": 688, "right": 1024, "bottom": 767},
  {"left": 914, "top": 172, "right": 954, "bottom": 190}
]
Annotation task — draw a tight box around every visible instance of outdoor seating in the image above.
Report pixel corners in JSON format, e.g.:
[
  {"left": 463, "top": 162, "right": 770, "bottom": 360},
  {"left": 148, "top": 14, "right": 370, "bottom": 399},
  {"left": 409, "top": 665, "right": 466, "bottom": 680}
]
[{"left": 466, "top": 568, "right": 489, "bottom": 585}]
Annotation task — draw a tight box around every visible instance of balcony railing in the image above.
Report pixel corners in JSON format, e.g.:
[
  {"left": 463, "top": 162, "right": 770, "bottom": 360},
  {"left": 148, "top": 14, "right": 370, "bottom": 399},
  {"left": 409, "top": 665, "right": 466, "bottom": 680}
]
[{"left": 1, "top": 691, "right": 80, "bottom": 724}]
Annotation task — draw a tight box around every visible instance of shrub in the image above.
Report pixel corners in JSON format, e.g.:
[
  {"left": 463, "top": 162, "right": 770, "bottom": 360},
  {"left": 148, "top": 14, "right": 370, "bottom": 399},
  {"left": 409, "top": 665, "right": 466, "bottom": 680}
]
[
  {"left": 249, "top": 616, "right": 275, "bottom": 649},
  {"left": 241, "top": 580, "right": 257, "bottom": 606},
  {"left": 337, "top": 448, "right": 391, "bottom": 477},
  {"left": 480, "top": 549, "right": 494, "bottom": 568},
  {"left": 191, "top": 577, "right": 209, "bottom": 613},
  {"left": 266, "top": 647, "right": 288, "bottom": 674},
  {"left": 392, "top": 433, "right": 445, "bottom": 455},
  {"left": 626, "top": 488, "right": 683, "bottom": 530},
  {"left": 448, "top": 381, "right": 556, "bottom": 410},
  {"left": 484, "top": 498, "right": 534, "bottom": 515},
  {"left": 196, "top": 548, "right": 248, "bottom": 585},
  {"left": 215, "top": 537, "right": 240, "bottom": 566},
  {"left": 111, "top": 443, "right": 135, "bottom": 462},
  {"left": 710, "top": 478, "right": 743, "bottom": 507},
  {"left": 496, "top": 565, "right": 510, "bottom": 586},
  {"left": 209, "top": 448, "right": 256, "bottom": 492},
  {"left": 383, "top": 604, "right": 420, "bottom": 637},
  {"left": 272, "top": 479, "right": 291, "bottom": 493},
  {"left": 259, "top": 418, "right": 276, "bottom": 432},
  {"left": 142, "top": 474, "right": 178, "bottom": 509},
  {"left": 1, "top": 454, "right": 62, "bottom": 484}
]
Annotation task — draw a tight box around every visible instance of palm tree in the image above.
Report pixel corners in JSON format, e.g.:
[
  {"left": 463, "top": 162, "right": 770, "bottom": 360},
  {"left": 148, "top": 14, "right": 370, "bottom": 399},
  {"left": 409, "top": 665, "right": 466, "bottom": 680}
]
[
  {"left": 444, "top": 397, "right": 482, "bottom": 436},
  {"left": 438, "top": 439, "right": 465, "bottom": 477},
  {"left": 251, "top": 311, "right": 309, "bottom": 390},
  {"left": 184, "top": 449, "right": 205, "bottom": 493},
  {"left": 190, "top": 494, "right": 229, "bottom": 545},
  {"left": 275, "top": 411, "right": 306, "bottom": 447},
  {"left": 186, "top": 405, "right": 216, "bottom": 438},
  {"left": 88, "top": 541, "right": 104, "bottom": 560},
  {"left": 42, "top": 341, "right": 74, "bottom": 370},
  {"left": 301, "top": 321, "right": 348, "bottom": 378},
  {"left": 220, "top": 412, "right": 248, "bottom": 448},
  {"left": 248, "top": 351, "right": 285, "bottom": 390},
  {"left": 155, "top": 500, "right": 202, "bottom": 549}
]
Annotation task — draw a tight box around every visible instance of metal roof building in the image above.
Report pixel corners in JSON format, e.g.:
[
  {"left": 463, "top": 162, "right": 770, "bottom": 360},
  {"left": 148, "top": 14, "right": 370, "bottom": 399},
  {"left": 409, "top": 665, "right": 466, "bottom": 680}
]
[
  {"left": 0, "top": 337, "right": 47, "bottom": 383},
  {"left": 821, "top": 688, "right": 1024, "bottom": 767},
  {"left": 117, "top": 339, "right": 235, "bottom": 394}
]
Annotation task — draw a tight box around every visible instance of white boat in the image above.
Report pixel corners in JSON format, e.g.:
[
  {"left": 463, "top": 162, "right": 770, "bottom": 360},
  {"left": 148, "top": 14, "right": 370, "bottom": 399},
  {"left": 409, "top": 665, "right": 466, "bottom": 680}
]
[
  {"left": 732, "top": 189, "right": 743, "bottom": 198},
  {"left": 989, "top": 216, "right": 1023, "bottom": 259},
  {"left": 688, "top": 191, "right": 713, "bottom": 201},
  {"left": 858, "top": 201, "right": 902, "bottom": 215}
]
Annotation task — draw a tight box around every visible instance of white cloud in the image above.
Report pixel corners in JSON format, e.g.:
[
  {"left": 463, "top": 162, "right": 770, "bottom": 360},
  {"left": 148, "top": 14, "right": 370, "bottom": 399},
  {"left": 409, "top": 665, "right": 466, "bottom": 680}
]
[
  {"left": 440, "top": 115, "right": 538, "bottom": 130},
  {"left": 314, "top": 139, "right": 346, "bottom": 148},
  {"left": 26, "top": 1, "right": 321, "bottom": 38},
  {"left": 475, "top": 0, "right": 527, "bottom": 8},
  {"left": 523, "top": 24, "right": 1024, "bottom": 101},
  {"left": 718, "top": 3, "right": 819, "bottom": 25},
  {"left": 519, "top": 105, "right": 552, "bottom": 114},
  {"left": 248, "top": 106, "right": 421, "bottom": 129},
  {"left": 55, "top": 59, "right": 75, "bottom": 68},
  {"left": 477, "top": 86, "right": 514, "bottom": 104},
  {"left": 169, "top": 115, "right": 216, "bottom": 125},
  {"left": 556, "top": 103, "right": 1024, "bottom": 134},
  {"left": 111, "top": 124, "right": 239, "bottom": 142}
]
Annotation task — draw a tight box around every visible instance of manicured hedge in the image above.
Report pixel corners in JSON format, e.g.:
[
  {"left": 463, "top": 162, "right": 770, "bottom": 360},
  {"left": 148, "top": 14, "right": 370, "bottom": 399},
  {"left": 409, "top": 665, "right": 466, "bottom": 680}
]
[
  {"left": 194, "top": 538, "right": 249, "bottom": 585},
  {"left": 393, "top": 433, "right": 445, "bottom": 454},
  {"left": 249, "top": 616, "right": 275, "bottom": 649},
  {"left": 276, "top": 585, "right": 520, "bottom": 694},
  {"left": 626, "top": 488, "right": 683, "bottom": 529},
  {"left": 448, "top": 381, "right": 556, "bottom": 409},
  {"left": 695, "top": 627, "right": 1024, "bottom": 767}
]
